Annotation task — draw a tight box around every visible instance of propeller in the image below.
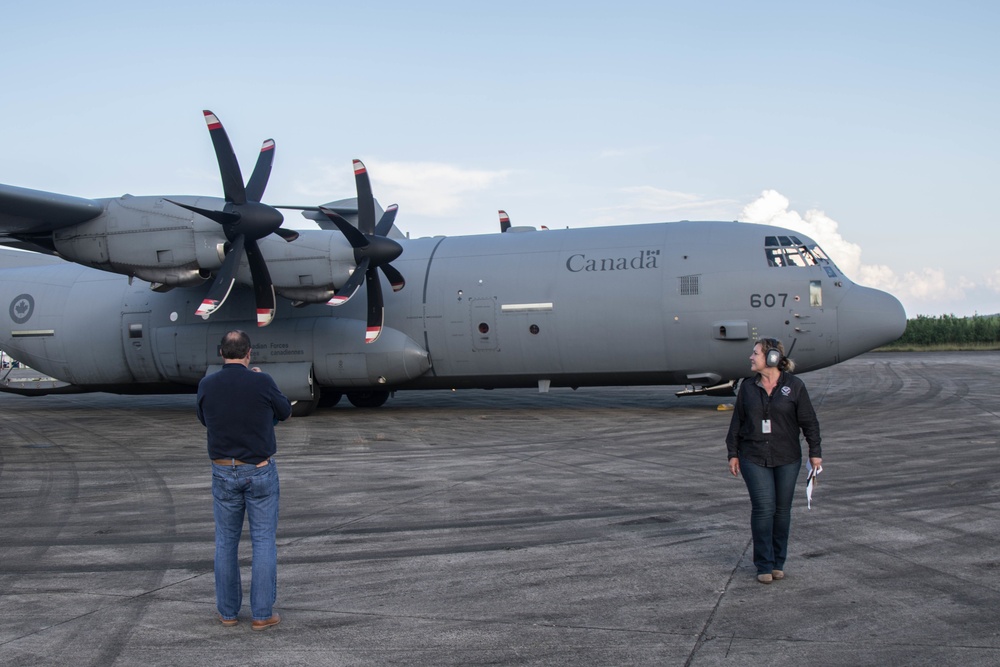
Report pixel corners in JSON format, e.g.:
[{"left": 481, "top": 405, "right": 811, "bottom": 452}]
[
  {"left": 499, "top": 210, "right": 511, "bottom": 233},
  {"left": 319, "top": 160, "right": 405, "bottom": 343},
  {"left": 167, "top": 110, "right": 297, "bottom": 327}
]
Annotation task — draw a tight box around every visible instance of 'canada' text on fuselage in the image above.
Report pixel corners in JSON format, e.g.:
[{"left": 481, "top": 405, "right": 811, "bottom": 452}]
[{"left": 565, "top": 249, "right": 661, "bottom": 273}]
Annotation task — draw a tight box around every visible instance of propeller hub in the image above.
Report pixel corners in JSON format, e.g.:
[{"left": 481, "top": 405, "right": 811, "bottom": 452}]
[
  {"left": 320, "top": 163, "right": 406, "bottom": 343},
  {"left": 360, "top": 235, "right": 403, "bottom": 266},
  {"left": 225, "top": 201, "right": 284, "bottom": 241},
  {"left": 184, "top": 110, "right": 287, "bottom": 328}
]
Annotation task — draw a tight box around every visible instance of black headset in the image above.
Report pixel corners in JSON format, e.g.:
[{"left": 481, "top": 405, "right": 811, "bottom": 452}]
[{"left": 759, "top": 338, "right": 782, "bottom": 367}]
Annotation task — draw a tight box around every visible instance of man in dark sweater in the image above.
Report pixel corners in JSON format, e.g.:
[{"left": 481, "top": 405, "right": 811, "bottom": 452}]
[{"left": 197, "top": 330, "right": 291, "bottom": 630}]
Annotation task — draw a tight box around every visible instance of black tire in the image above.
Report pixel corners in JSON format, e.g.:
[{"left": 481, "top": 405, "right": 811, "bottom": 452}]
[
  {"left": 318, "top": 390, "right": 343, "bottom": 409},
  {"left": 346, "top": 390, "right": 390, "bottom": 408},
  {"left": 291, "top": 392, "right": 320, "bottom": 417}
]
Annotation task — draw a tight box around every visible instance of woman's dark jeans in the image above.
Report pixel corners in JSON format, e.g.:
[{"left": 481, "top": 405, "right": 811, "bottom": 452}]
[{"left": 740, "top": 457, "right": 802, "bottom": 574}]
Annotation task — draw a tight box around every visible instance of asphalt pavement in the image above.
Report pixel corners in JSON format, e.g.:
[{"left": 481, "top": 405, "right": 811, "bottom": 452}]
[{"left": 1, "top": 351, "right": 998, "bottom": 666}]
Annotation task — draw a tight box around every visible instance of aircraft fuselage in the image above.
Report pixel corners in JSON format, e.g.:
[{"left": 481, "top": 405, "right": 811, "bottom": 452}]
[{"left": 0, "top": 221, "right": 905, "bottom": 405}]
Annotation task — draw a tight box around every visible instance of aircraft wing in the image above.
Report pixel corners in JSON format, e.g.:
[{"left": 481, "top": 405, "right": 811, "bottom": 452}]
[
  {"left": 0, "top": 246, "right": 67, "bottom": 268},
  {"left": 285, "top": 197, "right": 407, "bottom": 240},
  {"left": 0, "top": 183, "right": 104, "bottom": 234}
]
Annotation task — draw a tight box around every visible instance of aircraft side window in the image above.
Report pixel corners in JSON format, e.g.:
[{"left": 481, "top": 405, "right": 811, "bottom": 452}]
[
  {"left": 810, "top": 280, "right": 822, "bottom": 307},
  {"left": 765, "top": 242, "right": 828, "bottom": 269},
  {"left": 787, "top": 251, "right": 807, "bottom": 267},
  {"left": 810, "top": 245, "right": 831, "bottom": 263},
  {"left": 128, "top": 323, "right": 143, "bottom": 339},
  {"left": 529, "top": 324, "right": 540, "bottom": 335},
  {"left": 478, "top": 322, "right": 490, "bottom": 334}
]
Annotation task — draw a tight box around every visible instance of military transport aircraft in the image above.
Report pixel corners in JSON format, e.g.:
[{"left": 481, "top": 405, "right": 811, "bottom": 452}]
[{"left": 0, "top": 111, "right": 906, "bottom": 415}]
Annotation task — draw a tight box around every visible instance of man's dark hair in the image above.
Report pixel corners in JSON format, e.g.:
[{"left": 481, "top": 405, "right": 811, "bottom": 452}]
[{"left": 220, "top": 330, "right": 251, "bottom": 360}]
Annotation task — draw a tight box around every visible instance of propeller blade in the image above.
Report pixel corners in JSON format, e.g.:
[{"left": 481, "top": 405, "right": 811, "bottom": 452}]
[
  {"left": 273, "top": 228, "right": 299, "bottom": 242},
  {"left": 202, "top": 111, "right": 247, "bottom": 205},
  {"left": 165, "top": 199, "right": 239, "bottom": 225},
  {"left": 195, "top": 234, "right": 245, "bottom": 318},
  {"left": 374, "top": 204, "right": 399, "bottom": 237},
  {"left": 321, "top": 162, "right": 405, "bottom": 340},
  {"left": 245, "top": 139, "right": 275, "bottom": 203},
  {"left": 319, "top": 206, "right": 368, "bottom": 248},
  {"left": 353, "top": 160, "right": 376, "bottom": 236},
  {"left": 180, "top": 113, "right": 292, "bottom": 326},
  {"left": 327, "top": 257, "right": 370, "bottom": 306},
  {"left": 380, "top": 263, "right": 406, "bottom": 293},
  {"left": 245, "top": 238, "right": 276, "bottom": 327},
  {"left": 364, "top": 264, "right": 384, "bottom": 344}
]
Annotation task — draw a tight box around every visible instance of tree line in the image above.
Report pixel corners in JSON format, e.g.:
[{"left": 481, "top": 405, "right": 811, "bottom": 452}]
[{"left": 881, "top": 314, "right": 1000, "bottom": 348}]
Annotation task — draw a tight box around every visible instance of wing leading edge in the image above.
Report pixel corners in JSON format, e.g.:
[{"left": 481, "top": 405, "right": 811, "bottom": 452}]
[{"left": 0, "top": 183, "right": 104, "bottom": 234}]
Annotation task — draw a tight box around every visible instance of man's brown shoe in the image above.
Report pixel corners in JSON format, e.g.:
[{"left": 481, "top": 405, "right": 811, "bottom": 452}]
[
  {"left": 757, "top": 573, "right": 773, "bottom": 584},
  {"left": 251, "top": 613, "right": 281, "bottom": 631},
  {"left": 772, "top": 569, "right": 785, "bottom": 580},
  {"left": 219, "top": 615, "right": 238, "bottom": 627}
]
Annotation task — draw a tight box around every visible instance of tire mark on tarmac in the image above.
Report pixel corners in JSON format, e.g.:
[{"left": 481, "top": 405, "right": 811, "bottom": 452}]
[{"left": 0, "top": 403, "right": 184, "bottom": 667}]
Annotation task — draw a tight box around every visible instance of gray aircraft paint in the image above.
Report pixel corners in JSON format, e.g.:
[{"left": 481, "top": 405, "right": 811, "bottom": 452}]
[
  {"left": 0, "top": 111, "right": 905, "bottom": 411},
  {"left": 0, "top": 220, "right": 904, "bottom": 408}
]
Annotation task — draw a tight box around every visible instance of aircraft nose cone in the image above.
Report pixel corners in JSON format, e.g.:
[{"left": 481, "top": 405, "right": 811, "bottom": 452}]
[{"left": 837, "top": 285, "right": 906, "bottom": 360}]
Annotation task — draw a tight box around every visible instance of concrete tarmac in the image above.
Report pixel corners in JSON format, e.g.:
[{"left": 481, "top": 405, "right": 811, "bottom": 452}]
[{"left": 1, "top": 351, "right": 998, "bottom": 666}]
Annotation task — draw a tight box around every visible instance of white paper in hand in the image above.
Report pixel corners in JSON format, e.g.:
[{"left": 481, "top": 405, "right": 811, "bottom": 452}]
[{"left": 806, "top": 462, "right": 823, "bottom": 509}]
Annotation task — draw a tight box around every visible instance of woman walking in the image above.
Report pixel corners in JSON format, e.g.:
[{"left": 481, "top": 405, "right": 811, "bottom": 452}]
[{"left": 727, "top": 337, "right": 822, "bottom": 583}]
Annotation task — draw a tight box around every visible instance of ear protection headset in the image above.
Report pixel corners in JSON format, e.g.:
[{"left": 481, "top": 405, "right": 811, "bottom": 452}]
[{"left": 759, "top": 338, "right": 782, "bottom": 367}]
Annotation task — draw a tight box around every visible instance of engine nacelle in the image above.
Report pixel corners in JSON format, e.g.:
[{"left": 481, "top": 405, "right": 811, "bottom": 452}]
[
  {"left": 138, "top": 267, "right": 213, "bottom": 289},
  {"left": 49, "top": 197, "right": 360, "bottom": 304},
  {"left": 53, "top": 195, "right": 226, "bottom": 276},
  {"left": 274, "top": 286, "right": 337, "bottom": 303}
]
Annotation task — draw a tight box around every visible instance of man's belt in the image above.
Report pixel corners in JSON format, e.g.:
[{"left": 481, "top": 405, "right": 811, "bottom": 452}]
[{"left": 212, "top": 458, "right": 270, "bottom": 468}]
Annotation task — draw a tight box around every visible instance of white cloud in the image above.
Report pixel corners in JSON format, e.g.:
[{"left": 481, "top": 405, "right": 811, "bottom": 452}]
[
  {"left": 286, "top": 161, "right": 353, "bottom": 202},
  {"left": 286, "top": 159, "right": 511, "bottom": 218},
  {"left": 372, "top": 161, "right": 512, "bottom": 217},
  {"left": 895, "top": 268, "right": 965, "bottom": 302},
  {"left": 855, "top": 263, "right": 897, "bottom": 288},
  {"left": 619, "top": 186, "right": 708, "bottom": 210},
  {"left": 742, "top": 190, "right": 863, "bottom": 276},
  {"left": 593, "top": 185, "right": 739, "bottom": 223},
  {"left": 741, "top": 190, "right": 973, "bottom": 312},
  {"left": 987, "top": 269, "right": 1000, "bottom": 293}
]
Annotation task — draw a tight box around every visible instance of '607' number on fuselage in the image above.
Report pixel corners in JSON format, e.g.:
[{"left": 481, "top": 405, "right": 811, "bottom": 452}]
[{"left": 750, "top": 293, "right": 788, "bottom": 308}]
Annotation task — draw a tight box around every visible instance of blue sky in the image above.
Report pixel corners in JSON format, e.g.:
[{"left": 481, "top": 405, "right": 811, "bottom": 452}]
[{"left": 2, "top": 1, "right": 998, "bottom": 316}]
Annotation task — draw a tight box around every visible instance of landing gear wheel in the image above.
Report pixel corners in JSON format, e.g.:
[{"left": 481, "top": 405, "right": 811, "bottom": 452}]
[
  {"left": 291, "top": 392, "right": 320, "bottom": 417},
  {"left": 346, "top": 390, "right": 390, "bottom": 408},
  {"left": 318, "top": 390, "right": 343, "bottom": 408}
]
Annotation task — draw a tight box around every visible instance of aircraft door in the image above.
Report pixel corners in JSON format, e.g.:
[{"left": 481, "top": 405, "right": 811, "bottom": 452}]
[
  {"left": 470, "top": 297, "right": 499, "bottom": 352},
  {"left": 784, "top": 279, "right": 836, "bottom": 369},
  {"left": 121, "top": 312, "right": 163, "bottom": 382},
  {"left": 790, "top": 280, "right": 822, "bottom": 335}
]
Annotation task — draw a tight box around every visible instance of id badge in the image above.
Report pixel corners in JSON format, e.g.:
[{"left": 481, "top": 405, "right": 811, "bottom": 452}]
[{"left": 762, "top": 419, "right": 771, "bottom": 434}]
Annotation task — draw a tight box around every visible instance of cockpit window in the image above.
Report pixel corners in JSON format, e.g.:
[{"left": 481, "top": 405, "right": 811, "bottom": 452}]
[{"left": 764, "top": 235, "right": 835, "bottom": 275}]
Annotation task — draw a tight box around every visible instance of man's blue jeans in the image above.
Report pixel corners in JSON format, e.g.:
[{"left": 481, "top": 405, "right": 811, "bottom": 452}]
[
  {"left": 740, "top": 457, "right": 801, "bottom": 574},
  {"left": 212, "top": 460, "right": 279, "bottom": 621}
]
